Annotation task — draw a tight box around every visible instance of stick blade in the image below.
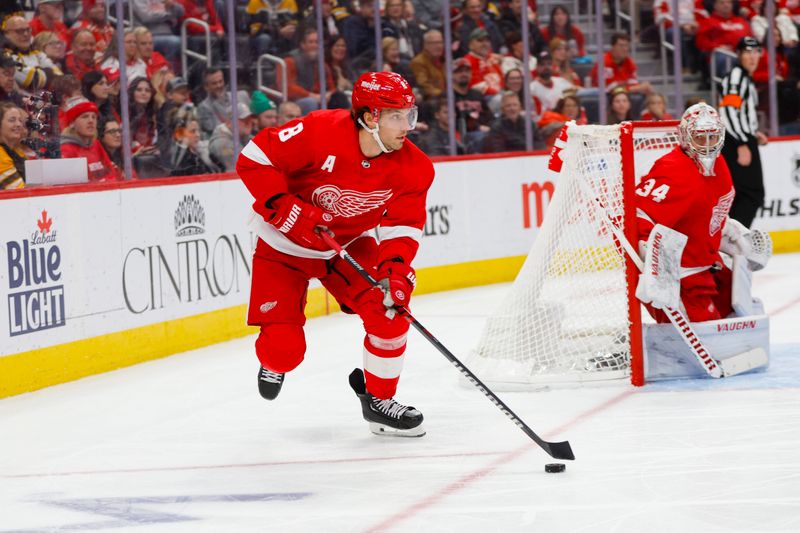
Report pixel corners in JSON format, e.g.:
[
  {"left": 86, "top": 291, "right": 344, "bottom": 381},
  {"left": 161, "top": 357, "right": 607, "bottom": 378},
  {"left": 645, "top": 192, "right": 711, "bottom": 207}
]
[{"left": 545, "top": 440, "right": 575, "bottom": 461}]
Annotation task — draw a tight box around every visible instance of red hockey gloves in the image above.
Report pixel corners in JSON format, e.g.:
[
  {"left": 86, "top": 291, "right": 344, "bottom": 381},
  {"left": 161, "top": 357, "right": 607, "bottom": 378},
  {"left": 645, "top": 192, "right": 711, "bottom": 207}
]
[
  {"left": 267, "top": 194, "right": 333, "bottom": 250},
  {"left": 377, "top": 258, "right": 416, "bottom": 308}
]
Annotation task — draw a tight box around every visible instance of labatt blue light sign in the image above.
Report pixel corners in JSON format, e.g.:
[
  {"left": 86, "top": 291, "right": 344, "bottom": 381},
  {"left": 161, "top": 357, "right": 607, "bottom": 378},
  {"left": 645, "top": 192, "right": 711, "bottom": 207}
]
[{"left": 6, "top": 210, "right": 65, "bottom": 336}]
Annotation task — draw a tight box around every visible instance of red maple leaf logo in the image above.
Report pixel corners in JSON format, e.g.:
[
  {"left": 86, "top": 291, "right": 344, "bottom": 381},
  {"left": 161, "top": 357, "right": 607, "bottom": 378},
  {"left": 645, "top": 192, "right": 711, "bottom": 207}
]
[{"left": 37, "top": 210, "right": 53, "bottom": 233}]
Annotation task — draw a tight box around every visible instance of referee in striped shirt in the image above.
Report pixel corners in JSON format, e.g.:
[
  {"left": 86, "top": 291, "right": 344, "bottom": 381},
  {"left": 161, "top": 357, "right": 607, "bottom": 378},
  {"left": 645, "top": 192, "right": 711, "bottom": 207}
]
[{"left": 719, "top": 36, "right": 768, "bottom": 228}]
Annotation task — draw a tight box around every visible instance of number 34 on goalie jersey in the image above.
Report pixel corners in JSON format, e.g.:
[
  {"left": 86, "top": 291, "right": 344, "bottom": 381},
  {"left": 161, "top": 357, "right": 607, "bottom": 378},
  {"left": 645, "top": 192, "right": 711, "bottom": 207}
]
[{"left": 635, "top": 178, "right": 670, "bottom": 203}]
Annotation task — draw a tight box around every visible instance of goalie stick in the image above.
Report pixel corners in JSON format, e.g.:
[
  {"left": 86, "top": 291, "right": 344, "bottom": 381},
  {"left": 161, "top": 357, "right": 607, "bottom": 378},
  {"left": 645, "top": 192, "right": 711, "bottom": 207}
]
[
  {"left": 575, "top": 173, "right": 763, "bottom": 378},
  {"left": 320, "top": 231, "right": 574, "bottom": 461}
]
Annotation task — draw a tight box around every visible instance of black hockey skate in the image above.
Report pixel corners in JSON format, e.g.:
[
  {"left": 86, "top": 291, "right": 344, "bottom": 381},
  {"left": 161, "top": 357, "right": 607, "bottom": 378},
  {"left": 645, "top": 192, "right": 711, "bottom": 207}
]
[
  {"left": 258, "top": 366, "right": 285, "bottom": 400},
  {"left": 348, "top": 368, "right": 425, "bottom": 437}
]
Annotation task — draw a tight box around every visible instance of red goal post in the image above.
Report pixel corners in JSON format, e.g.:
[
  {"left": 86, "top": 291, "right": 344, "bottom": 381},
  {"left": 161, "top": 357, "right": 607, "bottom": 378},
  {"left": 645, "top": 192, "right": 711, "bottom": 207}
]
[{"left": 470, "top": 121, "right": 681, "bottom": 388}]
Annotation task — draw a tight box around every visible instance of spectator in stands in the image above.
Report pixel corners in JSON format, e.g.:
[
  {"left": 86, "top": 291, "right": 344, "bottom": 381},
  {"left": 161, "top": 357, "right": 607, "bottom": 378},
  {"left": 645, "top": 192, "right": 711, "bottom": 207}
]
[
  {"left": 99, "top": 29, "right": 147, "bottom": 86},
  {"left": 97, "top": 117, "right": 126, "bottom": 177},
  {"left": 3, "top": 15, "right": 60, "bottom": 95},
  {"left": 51, "top": 73, "right": 81, "bottom": 126},
  {"left": 640, "top": 92, "right": 674, "bottom": 120},
  {"left": 246, "top": 0, "right": 301, "bottom": 58},
  {"left": 458, "top": 0, "right": 505, "bottom": 56},
  {"left": 417, "top": 97, "right": 465, "bottom": 156},
  {"left": 281, "top": 28, "right": 335, "bottom": 115},
  {"left": 128, "top": 76, "right": 166, "bottom": 177},
  {"left": 299, "top": 0, "right": 344, "bottom": 44},
  {"left": 33, "top": 31, "right": 67, "bottom": 72},
  {"left": 381, "top": 37, "right": 416, "bottom": 84},
  {"left": 197, "top": 67, "right": 245, "bottom": 136},
  {"left": 606, "top": 86, "right": 634, "bottom": 124},
  {"left": 159, "top": 76, "right": 191, "bottom": 134},
  {"left": 591, "top": 32, "right": 653, "bottom": 95},
  {"left": 277, "top": 100, "right": 302, "bottom": 125},
  {"left": 752, "top": 28, "right": 800, "bottom": 127},
  {"left": 382, "top": 0, "right": 423, "bottom": 62},
  {"left": 410, "top": 29, "right": 445, "bottom": 99},
  {"left": 60, "top": 96, "right": 122, "bottom": 181},
  {"left": 82, "top": 70, "right": 119, "bottom": 122},
  {"left": 209, "top": 102, "right": 254, "bottom": 172},
  {"left": 130, "top": 0, "right": 184, "bottom": 69},
  {"left": 550, "top": 38, "right": 582, "bottom": 86},
  {"left": 654, "top": 0, "right": 706, "bottom": 73},
  {"left": 498, "top": 0, "right": 546, "bottom": 57},
  {"left": 483, "top": 90, "right": 534, "bottom": 152},
  {"left": 695, "top": 0, "right": 752, "bottom": 78},
  {"left": 414, "top": 0, "right": 443, "bottom": 31},
  {"left": 749, "top": 1, "right": 798, "bottom": 49},
  {"left": 463, "top": 28, "right": 505, "bottom": 100},
  {"left": 500, "top": 31, "right": 537, "bottom": 76},
  {"left": 70, "top": 0, "right": 114, "bottom": 55},
  {"left": 134, "top": 27, "right": 172, "bottom": 79},
  {"left": 540, "top": 4, "right": 586, "bottom": 58},
  {"left": 498, "top": 67, "right": 530, "bottom": 116},
  {"left": 530, "top": 50, "right": 574, "bottom": 120},
  {"left": 343, "top": 0, "right": 377, "bottom": 70},
  {"left": 250, "top": 90, "right": 278, "bottom": 131},
  {"left": 171, "top": 115, "right": 220, "bottom": 176},
  {"left": 451, "top": 57, "right": 493, "bottom": 152},
  {"left": 30, "top": 0, "right": 70, "bottom": 48},
  {"left": 326, "top": 35, "right": 356, "bottom": 94},
  {"left": 178, "top": 0, "right": 225, "bottom": 62},
  {"left": 0, "top": 102, "right": 28, "bottom": 189},
  {"left": 65, "top": 29, "right": 97, "bottom": 80},
  {"left": 538, "top": 94, "right": 585, "bottom": 149},
  {"left": 0, "top": 54, "right": 21, "bottom": 104}
]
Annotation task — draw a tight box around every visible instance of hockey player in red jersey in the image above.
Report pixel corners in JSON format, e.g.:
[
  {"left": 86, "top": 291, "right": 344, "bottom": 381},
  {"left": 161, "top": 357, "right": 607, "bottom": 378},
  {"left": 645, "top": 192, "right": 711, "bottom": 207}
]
[
  {"left": 236, "top": 72, "right": 434, "bottom": 437},
  {"left": 634, "top": 102, "right": 740, "bottom": 323}
]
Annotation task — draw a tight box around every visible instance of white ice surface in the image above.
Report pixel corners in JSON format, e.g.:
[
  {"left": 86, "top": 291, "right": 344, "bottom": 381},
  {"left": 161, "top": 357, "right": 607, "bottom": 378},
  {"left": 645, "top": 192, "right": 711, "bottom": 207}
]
[{"left": 2, "top": 254, "right": 800, "bottom": 533}]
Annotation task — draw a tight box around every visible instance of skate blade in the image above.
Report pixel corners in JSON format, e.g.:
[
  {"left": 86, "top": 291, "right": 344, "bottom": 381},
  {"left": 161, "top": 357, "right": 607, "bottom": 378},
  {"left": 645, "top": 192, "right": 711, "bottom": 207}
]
[{"left": 369, "top": 422, "right": 426, "bottom": 438}]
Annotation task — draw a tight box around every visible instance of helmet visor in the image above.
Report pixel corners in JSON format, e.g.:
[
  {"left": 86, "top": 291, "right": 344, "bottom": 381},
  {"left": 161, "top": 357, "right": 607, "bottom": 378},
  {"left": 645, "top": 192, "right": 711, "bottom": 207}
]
[{"left": 380, "top": 106, "right": 418, "bottom": 130}]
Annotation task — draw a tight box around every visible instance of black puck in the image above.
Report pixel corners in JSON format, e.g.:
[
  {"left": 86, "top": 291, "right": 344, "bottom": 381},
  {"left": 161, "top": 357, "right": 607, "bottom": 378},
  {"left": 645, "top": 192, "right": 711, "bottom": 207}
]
[{"left": 545, "top": 463, "right": 566, "bottom": 473}]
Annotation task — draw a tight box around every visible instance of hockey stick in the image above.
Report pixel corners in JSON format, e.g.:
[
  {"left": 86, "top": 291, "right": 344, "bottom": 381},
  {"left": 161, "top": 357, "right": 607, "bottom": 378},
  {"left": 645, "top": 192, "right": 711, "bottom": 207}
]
[
  {"left": 320, "top": 231, "right": 574, "bottom": 461},
  {"left": 577, "top": 179, "right": 760, "bottom": 378}
]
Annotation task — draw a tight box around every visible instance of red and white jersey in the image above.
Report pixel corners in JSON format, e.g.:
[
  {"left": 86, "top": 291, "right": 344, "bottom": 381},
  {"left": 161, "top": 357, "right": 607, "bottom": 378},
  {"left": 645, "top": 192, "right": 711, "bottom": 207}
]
[
  {"left": 237, "top": 109, "right": 435, "bottom": 264},
  {"left": 635, "top": 146, "right": 734, "bottom": 269}
]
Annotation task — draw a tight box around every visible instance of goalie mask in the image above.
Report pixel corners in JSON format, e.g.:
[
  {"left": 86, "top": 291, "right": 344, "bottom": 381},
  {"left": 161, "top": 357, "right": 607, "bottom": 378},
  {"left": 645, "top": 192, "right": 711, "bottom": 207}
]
[
  {"left": 352, "top": 72, "right": 418, "bottom": 153},
  {"left": 678, "top": 103, "right": 725, "bottom": 176}
]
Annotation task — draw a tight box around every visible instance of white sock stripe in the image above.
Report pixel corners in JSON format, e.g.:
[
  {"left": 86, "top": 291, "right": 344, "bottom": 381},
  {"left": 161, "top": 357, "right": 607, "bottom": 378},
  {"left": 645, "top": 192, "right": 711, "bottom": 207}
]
[
  {"left": 363, "top": 348, "right": 405, "bottom": 379},
  {"left": 366, "top": 332, "right": 407, "bottom": 351}
]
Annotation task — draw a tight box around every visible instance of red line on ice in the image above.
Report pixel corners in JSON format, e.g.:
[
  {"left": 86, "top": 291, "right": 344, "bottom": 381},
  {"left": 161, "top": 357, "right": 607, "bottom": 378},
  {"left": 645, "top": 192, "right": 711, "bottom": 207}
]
[{"left": 362, "top": 388, "right": 636, "bottom": 533}]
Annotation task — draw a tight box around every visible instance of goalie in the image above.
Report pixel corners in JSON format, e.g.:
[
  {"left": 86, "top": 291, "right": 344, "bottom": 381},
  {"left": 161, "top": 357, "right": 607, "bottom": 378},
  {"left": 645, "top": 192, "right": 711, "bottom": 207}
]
[{"left": 634, "top": 102, "right": 771, "bottom": 324}]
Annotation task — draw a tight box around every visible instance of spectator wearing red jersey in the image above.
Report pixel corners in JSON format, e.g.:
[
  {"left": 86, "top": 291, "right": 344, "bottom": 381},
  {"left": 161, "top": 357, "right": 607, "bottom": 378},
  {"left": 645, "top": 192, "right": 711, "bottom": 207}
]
[
  {"left": 550, "top": 38, "right": 582, "bottom": 86},
  {"left": 60, "top": 96, "right": 122, "bottom": 182},
  {"left": 30, "top": 0, "right": 71, "bottom": 50},
  {"left": 134, "top": 27, "right": 172, "bottom": 78},
  {"left": 696, "top": 0, "right": 752, "bottom": 79},
  {"left": 538, "top": 93, "right": 586, "bottom": 149},
  {"left": 71, "top": 0, "right": 115, "bottom": 55},
  {"left": 99, "top": 29, "right": 147, "bottom": 87},
  {"left": 590, "top": 32, "right": 653, "bottom": 95},
  {"left": 65, "top": 29, "right": 98, "bottom": 81},
  {"left": 177, "top": 0, "right": 225, "bottom": 63},
  {"left": 752, "top": 29, "right": 800, "bottom": 126},
  {"left": 654, "top": 0, "right": 707, "bottom": 72},
  {"left": 463, "top": 28, "right": 505, "bottom": 100},
  {"left": 540, "top": 4, "right": 586, "bottom": 58}
]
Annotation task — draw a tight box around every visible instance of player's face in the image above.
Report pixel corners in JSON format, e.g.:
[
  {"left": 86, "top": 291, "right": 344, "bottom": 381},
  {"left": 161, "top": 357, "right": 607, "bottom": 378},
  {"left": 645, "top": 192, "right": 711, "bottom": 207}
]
[{"left": 377, "top": 107, "right": 417, "bottom": 150}]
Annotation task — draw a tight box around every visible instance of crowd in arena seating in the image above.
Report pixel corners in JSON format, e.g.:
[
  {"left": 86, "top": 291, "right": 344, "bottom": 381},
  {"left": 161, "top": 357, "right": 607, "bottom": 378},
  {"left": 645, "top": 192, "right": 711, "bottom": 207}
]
[{"left": 1, "top": 0, "right": 800, "bottom": 189}]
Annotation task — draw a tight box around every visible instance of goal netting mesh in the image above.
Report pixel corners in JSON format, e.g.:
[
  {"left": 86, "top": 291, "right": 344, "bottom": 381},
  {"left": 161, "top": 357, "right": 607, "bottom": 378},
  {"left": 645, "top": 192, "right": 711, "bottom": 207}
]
[{"left": 469, "top": 122, "right": 681, "bottom": 388}]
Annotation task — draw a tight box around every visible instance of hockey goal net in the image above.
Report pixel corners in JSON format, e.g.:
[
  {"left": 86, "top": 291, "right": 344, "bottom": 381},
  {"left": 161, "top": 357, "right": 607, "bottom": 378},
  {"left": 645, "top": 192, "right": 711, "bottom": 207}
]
[{"left": 470, "top": 121, "right": 681, "bottom": 388}]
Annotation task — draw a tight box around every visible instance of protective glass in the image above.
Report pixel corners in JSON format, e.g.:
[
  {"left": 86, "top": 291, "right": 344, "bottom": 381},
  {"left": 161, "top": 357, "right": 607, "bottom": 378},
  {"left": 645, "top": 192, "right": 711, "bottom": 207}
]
[{"left": 380, "top": 106, "right": 418, "bottom": 130}]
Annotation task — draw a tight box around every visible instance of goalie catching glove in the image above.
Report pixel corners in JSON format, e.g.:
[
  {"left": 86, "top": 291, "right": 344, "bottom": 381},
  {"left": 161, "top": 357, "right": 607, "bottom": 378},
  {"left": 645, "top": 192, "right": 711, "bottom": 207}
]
[
  {"left": 377, "top": 258, "right": 416, "bottom": 309},
  {"left": 636, "top": 224, "right": 687, "bottom": 311},
  {"left": 720, "top": 217, "right": 772, "bottom": 271},
  {"left": 266, "top": 194, "right": 334, "bottom": 250}
]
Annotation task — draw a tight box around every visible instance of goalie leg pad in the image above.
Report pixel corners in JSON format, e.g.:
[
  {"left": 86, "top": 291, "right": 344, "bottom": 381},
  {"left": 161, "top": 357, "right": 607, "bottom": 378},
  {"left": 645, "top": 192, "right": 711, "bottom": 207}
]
[{"left": 255, "top": 324, "right": 307, "bottom": 373}]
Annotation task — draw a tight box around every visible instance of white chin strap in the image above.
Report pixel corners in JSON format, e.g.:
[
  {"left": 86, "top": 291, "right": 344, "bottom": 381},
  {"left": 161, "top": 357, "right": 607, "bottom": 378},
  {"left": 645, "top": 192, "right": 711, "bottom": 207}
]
[{"left": 358, "top": 117, "right": 392, "bottom": 153}]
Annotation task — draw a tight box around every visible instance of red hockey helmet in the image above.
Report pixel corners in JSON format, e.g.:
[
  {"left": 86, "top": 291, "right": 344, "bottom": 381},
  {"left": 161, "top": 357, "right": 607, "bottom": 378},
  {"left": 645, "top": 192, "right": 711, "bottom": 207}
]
[{"left": 352, "top": 71, "right": 416, "bottom": 111}]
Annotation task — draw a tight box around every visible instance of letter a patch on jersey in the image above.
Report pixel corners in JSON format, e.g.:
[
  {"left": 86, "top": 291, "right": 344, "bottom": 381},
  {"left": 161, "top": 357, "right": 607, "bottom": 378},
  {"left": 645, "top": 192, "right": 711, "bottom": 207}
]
[{"left": 321, "top": 155, "right": 336, "bottom": 173}]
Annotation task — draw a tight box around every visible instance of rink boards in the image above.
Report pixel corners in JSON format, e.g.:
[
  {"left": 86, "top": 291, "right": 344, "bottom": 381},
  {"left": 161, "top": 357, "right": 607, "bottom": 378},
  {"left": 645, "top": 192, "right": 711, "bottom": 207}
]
[{"left": 2, "top": 139, "right": 800, "bottom": 397}]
